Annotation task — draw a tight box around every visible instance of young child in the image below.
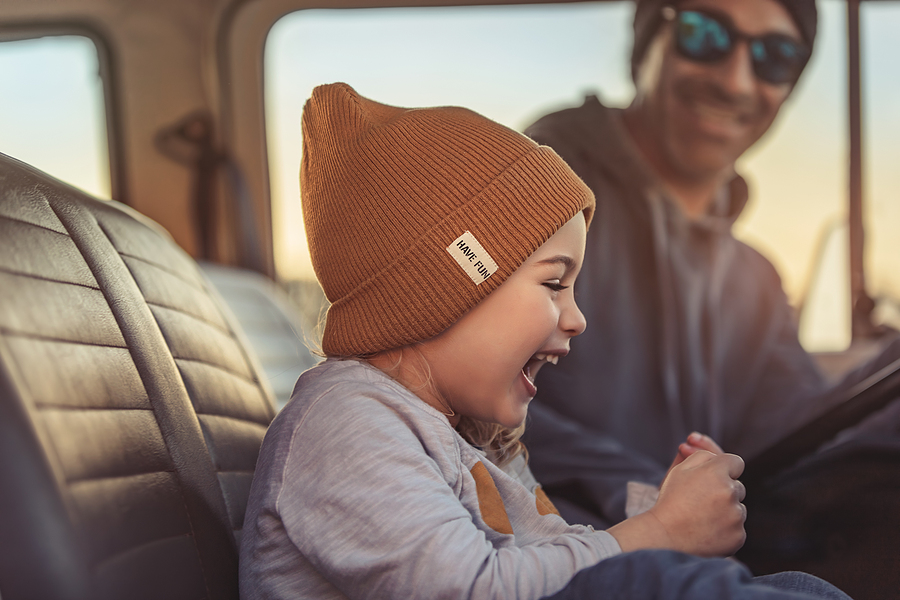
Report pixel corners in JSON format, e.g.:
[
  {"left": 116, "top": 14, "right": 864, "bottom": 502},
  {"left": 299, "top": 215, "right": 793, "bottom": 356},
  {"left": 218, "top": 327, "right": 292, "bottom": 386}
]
[{"left": 239, "top": 83, "right": 851, "bottom": 600}]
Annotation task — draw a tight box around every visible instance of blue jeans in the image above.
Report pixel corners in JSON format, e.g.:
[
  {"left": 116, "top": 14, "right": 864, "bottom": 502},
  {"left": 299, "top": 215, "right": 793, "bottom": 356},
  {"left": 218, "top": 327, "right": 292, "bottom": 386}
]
[{"left": 543, "top": 550, "right": 852, "bottom": 600}]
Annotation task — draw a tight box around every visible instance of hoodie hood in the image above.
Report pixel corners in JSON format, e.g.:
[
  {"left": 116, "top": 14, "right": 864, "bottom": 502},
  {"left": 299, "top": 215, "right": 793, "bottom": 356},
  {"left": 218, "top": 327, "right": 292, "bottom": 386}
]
[{"left": 528, "top": 95, "right": 750, "bottom": 235}]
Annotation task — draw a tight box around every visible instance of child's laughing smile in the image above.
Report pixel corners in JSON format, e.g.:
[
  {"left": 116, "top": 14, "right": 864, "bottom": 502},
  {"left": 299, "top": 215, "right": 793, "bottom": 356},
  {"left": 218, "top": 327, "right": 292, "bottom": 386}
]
[{"left": 522, "top": 352, "right": 563, "bottom": 398}]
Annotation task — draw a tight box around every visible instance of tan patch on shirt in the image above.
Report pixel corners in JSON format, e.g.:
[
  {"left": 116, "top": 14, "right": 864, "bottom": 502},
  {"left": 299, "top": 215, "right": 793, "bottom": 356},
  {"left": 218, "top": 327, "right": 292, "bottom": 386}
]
[
  {"left": 470, "top": 461, "right": 513, "bottom": 535},
  {"left": 534, "top": 485, "right": 561, "bottom": 517}
]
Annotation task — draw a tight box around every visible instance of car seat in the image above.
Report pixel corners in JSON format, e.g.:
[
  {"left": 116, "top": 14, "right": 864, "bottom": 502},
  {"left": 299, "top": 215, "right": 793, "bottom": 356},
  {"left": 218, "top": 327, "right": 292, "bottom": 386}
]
[{"left": 0, "top": 152, "right": 276, "bottom": 600}]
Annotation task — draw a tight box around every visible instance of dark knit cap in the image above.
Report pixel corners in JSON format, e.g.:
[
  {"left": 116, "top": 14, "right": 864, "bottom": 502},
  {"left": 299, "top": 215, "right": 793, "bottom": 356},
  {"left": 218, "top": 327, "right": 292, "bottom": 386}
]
[{"left": 631, "top": 0, "right": 818, "bottom": 80}]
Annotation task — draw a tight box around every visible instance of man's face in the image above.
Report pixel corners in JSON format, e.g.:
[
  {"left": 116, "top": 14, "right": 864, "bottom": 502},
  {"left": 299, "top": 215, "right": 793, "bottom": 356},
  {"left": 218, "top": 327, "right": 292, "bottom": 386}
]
[{"left": 635, "top": 0, "right": 803, "bottom": 180}]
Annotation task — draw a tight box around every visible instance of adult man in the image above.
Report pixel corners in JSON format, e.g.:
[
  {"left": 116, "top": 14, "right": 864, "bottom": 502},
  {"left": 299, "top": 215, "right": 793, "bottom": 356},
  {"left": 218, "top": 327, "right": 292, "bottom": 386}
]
[{"left": 523, "top": 0, "right": 880, "bottom": 528}]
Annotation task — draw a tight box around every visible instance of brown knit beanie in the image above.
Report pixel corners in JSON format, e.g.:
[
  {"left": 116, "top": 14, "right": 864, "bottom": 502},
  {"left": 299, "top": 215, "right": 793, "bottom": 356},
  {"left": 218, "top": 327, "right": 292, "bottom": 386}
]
[
  {"left": 631, "top": 0, "right": 818, "bottom": 81},
  {"left": 301, "top": 83, "right": 595, "bottom": 357}
]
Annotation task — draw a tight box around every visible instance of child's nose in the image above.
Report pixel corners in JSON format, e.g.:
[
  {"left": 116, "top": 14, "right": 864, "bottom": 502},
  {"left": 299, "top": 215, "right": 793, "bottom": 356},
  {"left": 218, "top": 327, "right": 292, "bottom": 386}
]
[{"left": 562, "top": 300, "right": 587, "bottom": 337}]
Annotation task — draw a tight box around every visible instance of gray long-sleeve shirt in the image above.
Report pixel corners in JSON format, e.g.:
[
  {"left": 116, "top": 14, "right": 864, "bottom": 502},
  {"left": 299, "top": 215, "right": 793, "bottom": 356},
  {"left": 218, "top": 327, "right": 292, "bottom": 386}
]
[
  {"left": 522, "top": 97, "right": 829, "bottom": 526},
  {"left": 239, "top": 359, "right": 621, "bottom": 599}
]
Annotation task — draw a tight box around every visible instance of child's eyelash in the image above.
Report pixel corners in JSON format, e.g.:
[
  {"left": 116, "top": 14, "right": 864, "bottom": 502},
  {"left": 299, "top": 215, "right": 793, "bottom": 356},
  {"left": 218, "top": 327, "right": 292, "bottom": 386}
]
[{"left": 543, "top": 281, "right": 569, "bottom": 292}]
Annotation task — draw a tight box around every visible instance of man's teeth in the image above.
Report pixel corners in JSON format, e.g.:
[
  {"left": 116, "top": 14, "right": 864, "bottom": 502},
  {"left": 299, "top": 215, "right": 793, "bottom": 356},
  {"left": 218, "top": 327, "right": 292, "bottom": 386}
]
[
  {"left": 534, "top": 353, "right": 558, "bottom": 365},
  {"left": 695, "top": 103, "right": 741, "bottom": 123}
]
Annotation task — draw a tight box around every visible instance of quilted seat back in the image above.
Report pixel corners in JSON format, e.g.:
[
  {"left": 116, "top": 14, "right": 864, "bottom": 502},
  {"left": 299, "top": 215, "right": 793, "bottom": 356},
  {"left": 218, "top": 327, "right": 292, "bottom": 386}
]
[{"left": 0, "top": 153, "right": 276, "bottom": 600}]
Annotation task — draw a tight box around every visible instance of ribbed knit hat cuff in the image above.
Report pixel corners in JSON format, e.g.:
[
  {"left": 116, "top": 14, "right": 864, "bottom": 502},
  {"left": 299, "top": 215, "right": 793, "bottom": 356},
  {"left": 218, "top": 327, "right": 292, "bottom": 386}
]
[{"left": 321, "top": 146, "right": 594, "bottom": 357}]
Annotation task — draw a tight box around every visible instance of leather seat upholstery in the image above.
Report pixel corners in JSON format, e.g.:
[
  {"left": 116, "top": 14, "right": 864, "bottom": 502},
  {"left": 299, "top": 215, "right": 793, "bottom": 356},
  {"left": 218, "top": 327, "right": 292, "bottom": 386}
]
[{"left": 0, "top": 153, "right": 276, "bottom": 600}]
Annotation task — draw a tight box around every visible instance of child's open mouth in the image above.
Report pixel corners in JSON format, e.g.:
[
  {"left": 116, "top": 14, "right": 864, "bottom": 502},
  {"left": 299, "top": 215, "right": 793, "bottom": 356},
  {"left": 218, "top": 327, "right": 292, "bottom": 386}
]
[{"left": 521, "top": 353, "right": 559, "bottom": 397}]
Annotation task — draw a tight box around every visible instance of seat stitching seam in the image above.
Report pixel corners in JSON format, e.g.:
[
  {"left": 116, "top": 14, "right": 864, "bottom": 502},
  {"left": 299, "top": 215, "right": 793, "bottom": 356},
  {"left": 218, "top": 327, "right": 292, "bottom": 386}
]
[
  {"left": 147, "top": 301, "right": 233, "bottom": 336},
  {"left": 0, "top": 328, "right": 127, "bottom": 349},
  {"left": 119, "top": 252, "right": 206, "bottom": 291},
  {"left": 0, "top": 213, "right": 68, "bottom": 236},
  {"left": 0, "top": 266, "right": 100, "bottom": 290},
  {"left": 174, "top": 355, "right": 257, "bottom": 386}
]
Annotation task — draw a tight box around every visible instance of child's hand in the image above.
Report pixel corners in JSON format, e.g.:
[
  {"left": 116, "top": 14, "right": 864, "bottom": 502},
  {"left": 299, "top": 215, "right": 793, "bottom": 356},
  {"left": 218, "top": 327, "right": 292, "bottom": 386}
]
[
  {"left": 651, "top": 450, "right": 747, "bottom": 556},
  {"left": 670, "top": 431, "right": 724, "bottom": 470},
  {"left": 609, "top": 450, "right": 746, "bottom": 557},
  {"left": 661, "top": 431, "right": 724, "bottom": 488}
]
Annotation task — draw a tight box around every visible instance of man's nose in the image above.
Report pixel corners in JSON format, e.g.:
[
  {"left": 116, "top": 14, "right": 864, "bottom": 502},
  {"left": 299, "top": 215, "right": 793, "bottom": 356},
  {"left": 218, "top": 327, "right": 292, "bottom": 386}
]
[{"left": 716, "top": 41, "right": 757, "bottom": 98}]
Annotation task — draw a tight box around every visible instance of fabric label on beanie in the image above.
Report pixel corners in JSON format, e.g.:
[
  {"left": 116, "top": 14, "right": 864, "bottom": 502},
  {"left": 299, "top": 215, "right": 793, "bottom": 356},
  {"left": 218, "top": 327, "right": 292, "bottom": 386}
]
[{"left": 447, "top": 231, "right": 498, "bottom": 285}]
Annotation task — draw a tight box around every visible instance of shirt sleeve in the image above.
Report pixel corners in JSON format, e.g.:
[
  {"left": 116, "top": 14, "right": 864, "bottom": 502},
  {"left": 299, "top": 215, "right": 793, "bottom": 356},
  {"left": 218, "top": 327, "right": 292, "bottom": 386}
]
[
  {"left": 625, "top": 481, "right": 660, "bottom": 518},
  {"left": 275, "top": 391, "right": 621, "bottom": 600}
]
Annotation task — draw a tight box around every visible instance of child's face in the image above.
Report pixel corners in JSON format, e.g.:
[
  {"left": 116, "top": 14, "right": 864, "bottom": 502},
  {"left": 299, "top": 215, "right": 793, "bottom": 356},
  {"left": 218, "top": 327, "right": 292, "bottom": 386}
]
[{"left": 418, "top": 213, "right": 587, "bottom": 428}]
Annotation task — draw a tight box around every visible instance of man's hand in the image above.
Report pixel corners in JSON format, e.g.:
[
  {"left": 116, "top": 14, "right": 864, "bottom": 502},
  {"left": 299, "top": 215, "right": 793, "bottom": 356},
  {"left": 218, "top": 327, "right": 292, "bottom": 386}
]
[{"left": 608, "top": 449, "right": 746, "bottom": 558}]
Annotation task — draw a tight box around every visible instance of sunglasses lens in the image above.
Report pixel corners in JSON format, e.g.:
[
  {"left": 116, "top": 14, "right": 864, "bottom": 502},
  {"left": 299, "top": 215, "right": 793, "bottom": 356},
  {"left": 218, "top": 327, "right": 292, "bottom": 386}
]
[
  {"left": 676, "top": 11, "right": 731, "bottom": 62},
  {"left": 673, "top": 9, "right": 809, "bottom": 84},
  {"left": 751, "top": 36, "right": 809, "bottom": 84}
]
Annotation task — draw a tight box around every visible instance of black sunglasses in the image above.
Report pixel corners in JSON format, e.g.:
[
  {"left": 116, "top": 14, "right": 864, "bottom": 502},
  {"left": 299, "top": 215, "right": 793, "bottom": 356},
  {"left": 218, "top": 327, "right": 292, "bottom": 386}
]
[{"left": 662, "top": 6, "right": 810, "bottom": 85}]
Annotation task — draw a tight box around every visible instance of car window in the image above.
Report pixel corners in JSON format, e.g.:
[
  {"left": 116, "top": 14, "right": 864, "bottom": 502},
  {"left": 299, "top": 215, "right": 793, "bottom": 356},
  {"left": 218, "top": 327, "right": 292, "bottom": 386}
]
[
  {"left": 264, "top": 0, "right": 855, "bottom": 351},
  {"left": 734, "top": 0, "right": 849, "bottom": 351},
  {"left": 0, "top": 35, "right": 110, "bottom": 199},
  {"left": 862, "top": 1, "right": 900, "bottom": 332},
  {"left": 264, "top": 2, "right": 633, "bottom": 285}
]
